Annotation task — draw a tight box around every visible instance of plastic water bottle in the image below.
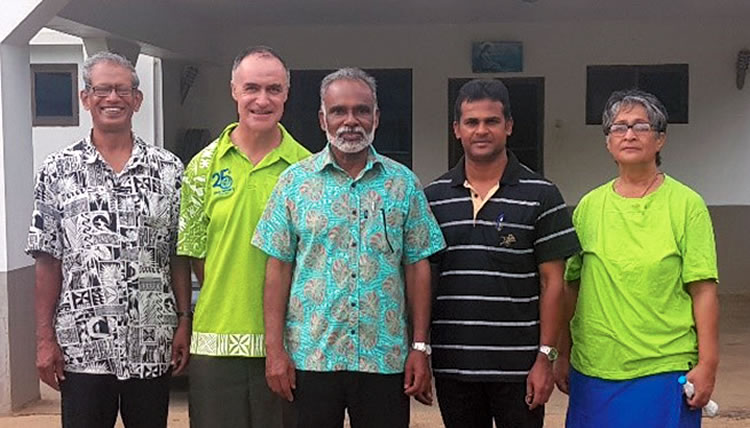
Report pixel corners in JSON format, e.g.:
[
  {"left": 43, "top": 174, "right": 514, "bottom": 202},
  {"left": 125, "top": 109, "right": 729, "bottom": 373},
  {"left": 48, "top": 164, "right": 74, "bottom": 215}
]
[{"left": 678, "top": 375, "right": 719, "bottom": 417}]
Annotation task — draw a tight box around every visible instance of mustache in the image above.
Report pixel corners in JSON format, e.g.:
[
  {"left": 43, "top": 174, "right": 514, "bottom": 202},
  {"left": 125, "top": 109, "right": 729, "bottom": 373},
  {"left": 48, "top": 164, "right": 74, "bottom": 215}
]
[{"left": 336, "top": 126, "right": 367, "bottom": 137}]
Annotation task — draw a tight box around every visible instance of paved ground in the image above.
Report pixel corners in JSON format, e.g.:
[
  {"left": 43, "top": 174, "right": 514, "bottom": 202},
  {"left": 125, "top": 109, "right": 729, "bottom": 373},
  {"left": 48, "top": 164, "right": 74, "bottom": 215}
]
[{"left": 3, "top": 294, "right": 749, "bottom": 427}]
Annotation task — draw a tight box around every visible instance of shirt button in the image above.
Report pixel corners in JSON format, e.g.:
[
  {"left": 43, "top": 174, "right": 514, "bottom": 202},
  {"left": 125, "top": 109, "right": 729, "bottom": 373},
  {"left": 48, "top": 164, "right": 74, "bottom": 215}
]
[
  {"left": 351, "top": 241, "right": 357, "bottom": 247},
  {"left": 351, "top": 210, "right": 357, "bottom": 216},
  {"left": 351, "top": 273, "right": 356, "bottom": 279},
  {"left": 351, "top": 302, "right": 356, "bottom": 307},
  {"left": 350, "top": 329, "right": 356, "bottom": 335}
]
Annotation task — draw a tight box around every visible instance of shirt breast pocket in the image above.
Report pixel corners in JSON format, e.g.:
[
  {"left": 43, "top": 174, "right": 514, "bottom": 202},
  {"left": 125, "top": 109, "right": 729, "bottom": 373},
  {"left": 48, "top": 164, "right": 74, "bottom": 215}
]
[
  {"left": 136, "top": 192, "right": 175, "bottom": 258},
  {"left": 141, "top": 193, "right": 173, "bottom": 229},
  {"left": 370, "top": 206, "right": 406, "bottom": 259},
  {"left": 482, "top": 217, "right": 534, "bottom": 267}
]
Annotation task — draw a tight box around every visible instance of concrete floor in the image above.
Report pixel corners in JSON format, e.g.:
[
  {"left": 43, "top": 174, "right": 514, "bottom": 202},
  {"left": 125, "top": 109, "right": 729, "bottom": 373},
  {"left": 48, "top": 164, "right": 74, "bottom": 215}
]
[{"left": 2, "top": 294, "right": 749, "bottom": 427}]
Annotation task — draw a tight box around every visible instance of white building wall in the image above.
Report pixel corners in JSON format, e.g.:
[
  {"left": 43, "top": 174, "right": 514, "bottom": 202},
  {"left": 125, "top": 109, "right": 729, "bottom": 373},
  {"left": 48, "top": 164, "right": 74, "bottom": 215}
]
[
  {"left": 167, "top": 20, "right": 750, "bottom": 206},
  {"left": 1, "top": 0, "right": 72, "bottom": 413}
]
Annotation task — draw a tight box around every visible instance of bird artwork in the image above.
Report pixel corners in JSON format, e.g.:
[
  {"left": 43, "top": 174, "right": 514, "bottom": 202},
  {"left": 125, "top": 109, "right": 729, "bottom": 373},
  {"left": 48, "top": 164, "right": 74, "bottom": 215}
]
[
  {"left": 737, "top": 49, "right": 750, "bottom": 90},
  {"left": 180, "top": 65, "right": 199, "bottom": 104}
]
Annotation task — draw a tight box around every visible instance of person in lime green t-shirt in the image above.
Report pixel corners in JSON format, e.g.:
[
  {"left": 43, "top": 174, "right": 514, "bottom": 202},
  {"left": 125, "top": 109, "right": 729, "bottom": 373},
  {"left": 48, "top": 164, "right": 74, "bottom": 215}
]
[
  {"left": 176, "top": 46, "right": 310, "bottom": 428},
  {"left": 555, "top": 90, "right": 719, "bottom": 428}
]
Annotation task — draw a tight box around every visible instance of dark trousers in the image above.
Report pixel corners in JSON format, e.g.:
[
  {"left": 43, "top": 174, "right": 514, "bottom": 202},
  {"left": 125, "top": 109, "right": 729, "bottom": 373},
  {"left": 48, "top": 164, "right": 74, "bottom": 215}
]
[
  {"left": 435, "top": 376, "right": 543, "bottom": 428},
  {"left": 188, "top": 355, "right": 295, "bottom": 428},
  {"left": 293, "top": 370, "right": 409, "bottom": 428},
  {"left": 60, "top": 371, "right": 170, "bottom": 428}
]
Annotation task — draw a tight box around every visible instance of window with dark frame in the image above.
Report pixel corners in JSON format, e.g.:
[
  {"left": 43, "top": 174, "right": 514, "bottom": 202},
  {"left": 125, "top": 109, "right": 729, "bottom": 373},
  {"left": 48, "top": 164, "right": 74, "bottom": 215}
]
[
  {"left": 586, "top": 64, "right": 688, "bottom": 125},
  {"left": 31, "top": 63, "right": 79, "bottom": 126}
]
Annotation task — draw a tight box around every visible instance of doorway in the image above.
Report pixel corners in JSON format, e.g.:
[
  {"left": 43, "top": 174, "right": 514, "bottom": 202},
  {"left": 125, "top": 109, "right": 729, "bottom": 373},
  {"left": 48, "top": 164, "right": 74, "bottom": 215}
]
[{"left": 447, "top": 77, "right": 545, "bottom": 173}]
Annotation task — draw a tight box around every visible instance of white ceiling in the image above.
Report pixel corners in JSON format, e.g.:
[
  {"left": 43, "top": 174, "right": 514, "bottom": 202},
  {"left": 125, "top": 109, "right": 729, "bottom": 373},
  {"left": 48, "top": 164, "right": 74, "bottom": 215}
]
[
  {"left": 131, "top": 0, "right": 750, "bottom": 26},
  {"left": 47, "top": 0, "right": 750, "bottom": 61}
]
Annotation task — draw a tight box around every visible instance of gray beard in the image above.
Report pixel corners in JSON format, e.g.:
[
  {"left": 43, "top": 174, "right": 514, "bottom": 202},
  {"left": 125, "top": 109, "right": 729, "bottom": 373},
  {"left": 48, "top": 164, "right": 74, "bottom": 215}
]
[{"left": 327, "top": 126, "right": 375, "bottom": 154}]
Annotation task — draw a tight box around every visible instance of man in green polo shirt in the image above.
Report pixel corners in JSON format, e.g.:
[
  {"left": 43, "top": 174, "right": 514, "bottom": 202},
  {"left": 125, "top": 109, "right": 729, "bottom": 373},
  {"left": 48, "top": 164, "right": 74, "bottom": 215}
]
[{"left": 177, "top": 46, "right": 310, "bottom": 428}]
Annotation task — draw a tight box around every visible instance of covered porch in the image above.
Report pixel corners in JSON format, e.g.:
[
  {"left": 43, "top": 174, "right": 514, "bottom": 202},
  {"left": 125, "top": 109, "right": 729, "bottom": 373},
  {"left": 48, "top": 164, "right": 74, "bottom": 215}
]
[{"left": 1, "top": 0, "right": 749, "bottom": 416}]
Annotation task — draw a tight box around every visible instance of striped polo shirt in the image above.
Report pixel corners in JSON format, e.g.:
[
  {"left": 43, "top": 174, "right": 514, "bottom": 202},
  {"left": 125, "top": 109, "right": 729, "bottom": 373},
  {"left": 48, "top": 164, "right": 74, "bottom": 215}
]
[{"left": 424, "top": 151, "right": 580, "bottom": 382}]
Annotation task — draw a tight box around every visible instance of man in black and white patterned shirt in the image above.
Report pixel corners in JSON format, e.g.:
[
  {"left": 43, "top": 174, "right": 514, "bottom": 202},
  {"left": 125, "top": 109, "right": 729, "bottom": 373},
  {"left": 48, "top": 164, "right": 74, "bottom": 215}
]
[{"left": 26, "top": 52, "right": 191, "bottom": 428}]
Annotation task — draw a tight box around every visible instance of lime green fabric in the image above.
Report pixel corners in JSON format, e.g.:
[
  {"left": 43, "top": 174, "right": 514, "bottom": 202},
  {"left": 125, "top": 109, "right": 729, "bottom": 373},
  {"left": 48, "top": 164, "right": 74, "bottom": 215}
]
[
  {"left": 178, "top": 123, "right": 310, "bottom": 357},
  {"left": 565, "top": 175, "right": 718, "bottom": 380}
]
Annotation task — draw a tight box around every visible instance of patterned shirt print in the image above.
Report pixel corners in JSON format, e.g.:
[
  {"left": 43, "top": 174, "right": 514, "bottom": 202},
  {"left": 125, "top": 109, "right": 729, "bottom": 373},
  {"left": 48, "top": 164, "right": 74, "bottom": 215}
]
[
  {"left": 253, "top": 145, "right": 445, "bottom": 374},
  {"left": 26, "top": 135, "right": 183, "bottom": 380}
]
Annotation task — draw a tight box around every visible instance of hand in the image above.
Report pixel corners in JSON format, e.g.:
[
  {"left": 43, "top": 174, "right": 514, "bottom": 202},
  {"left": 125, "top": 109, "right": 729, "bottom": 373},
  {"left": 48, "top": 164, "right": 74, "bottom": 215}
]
[
  {"left": 415, "top": 386, "right": 434, "bottom": 406},
  {"left": 171, "top": 319, "right": 191, "bottom": 375},
  {"left": 553, "top": 354, "right": 570, "bottom": 395},
  {"left": 404, "top": 350, "right": 431, "bottom": 405},
  {"left": 685, "top": 362, "right": 717, "bottom": 409},
  {"left": 265, "top": 348, "right": 296, "bottom": 402},
  {"left": 37, "top": 337, "right": 65, "bottom": 390},
  {"left": 526, "top": 354, "right": 554, "bottom": 410},
  {"left": 408, "top": 350, "right": 433, "bottom": 405}
]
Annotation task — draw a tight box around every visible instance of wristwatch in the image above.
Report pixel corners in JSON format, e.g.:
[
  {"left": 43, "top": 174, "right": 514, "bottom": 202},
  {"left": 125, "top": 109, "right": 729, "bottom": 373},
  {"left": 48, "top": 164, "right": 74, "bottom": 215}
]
[
  {"left": 411, "top": 342, "right": 432, "bottom": 356},
  {"left": 176, "top": 310, "right": 193, "bottom": 320},
  {"left": 539, "top": 345, "right": 558, "bottom": 362}
]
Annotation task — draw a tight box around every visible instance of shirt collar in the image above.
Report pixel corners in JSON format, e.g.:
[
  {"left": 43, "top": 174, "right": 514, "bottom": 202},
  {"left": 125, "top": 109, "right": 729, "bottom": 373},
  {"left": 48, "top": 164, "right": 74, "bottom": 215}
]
[
  {"left": 82, "top": 131, "right": 146, "bottom": 166},
  {"left": 216, "top": 122, "right": 301, "bottom": 164},
  {"left": 311, "top": 144, "right": 383, "bottom": 175},
  {"left": 446, "top": 150, "right": 523, "bottom": 187}
]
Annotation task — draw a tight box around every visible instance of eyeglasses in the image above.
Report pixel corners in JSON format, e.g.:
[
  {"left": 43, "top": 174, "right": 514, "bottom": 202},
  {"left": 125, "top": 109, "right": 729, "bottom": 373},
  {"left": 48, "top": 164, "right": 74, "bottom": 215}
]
[
  {"left": 87, "top": 85, "right": 136, "bottom": 98},
  {"left": 606, "top": 122, "right": 659, "bottom": 137}
]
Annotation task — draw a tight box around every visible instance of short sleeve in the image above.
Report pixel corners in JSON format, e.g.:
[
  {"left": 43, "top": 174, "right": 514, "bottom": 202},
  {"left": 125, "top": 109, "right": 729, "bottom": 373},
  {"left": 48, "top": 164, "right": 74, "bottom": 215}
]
[
  {"left": 533, "top": 184, "right": 580, "bottom": 264},
  {"left": 402, "top": 176, "right": 446, "bottom": 264},
  {"left": 26, "top": 160, "right": 63, "bottom": 260},
  {"left": 168, "top": 161, "right": 184, "bottom": 256},
  {"left": 564, "top": 253, "right": 583, "bottom": 282},
  {"left": 252, "top": 171, "right": 298, "bottom": 263},
  {"left": 563, "top": 204, "right": 583, "bottom": 281},
  {"left": 681, "top": 201, "right": 719, "bottom": 284},
  {"left": 177, "top": 154, "right": 209, "bottom": 258}
]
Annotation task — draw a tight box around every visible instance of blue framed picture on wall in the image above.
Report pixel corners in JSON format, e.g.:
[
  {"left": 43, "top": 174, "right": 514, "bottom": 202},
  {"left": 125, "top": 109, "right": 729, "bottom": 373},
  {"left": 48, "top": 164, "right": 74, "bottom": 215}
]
[{"left": 472, "top": 41, "right": 523, "bottom": 73}]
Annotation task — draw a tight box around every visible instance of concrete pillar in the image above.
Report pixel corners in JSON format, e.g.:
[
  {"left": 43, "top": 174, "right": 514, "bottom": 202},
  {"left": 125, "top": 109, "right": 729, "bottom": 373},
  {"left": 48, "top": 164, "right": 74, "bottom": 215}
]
[{"left": 0, "top": 0, "right": 70, "bottom": 415}]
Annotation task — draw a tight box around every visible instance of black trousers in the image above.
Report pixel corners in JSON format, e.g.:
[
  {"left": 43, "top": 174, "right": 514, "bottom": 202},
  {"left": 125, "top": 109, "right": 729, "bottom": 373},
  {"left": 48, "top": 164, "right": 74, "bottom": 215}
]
[
  {"left": 293, "top": 370, "right": 409, "bottom": 428},
  {"left": 60, "top": 371, "right": 170, "bottom": 428},
  {"left": 435, "top": 376, "right": 543, "bottom": 428}
]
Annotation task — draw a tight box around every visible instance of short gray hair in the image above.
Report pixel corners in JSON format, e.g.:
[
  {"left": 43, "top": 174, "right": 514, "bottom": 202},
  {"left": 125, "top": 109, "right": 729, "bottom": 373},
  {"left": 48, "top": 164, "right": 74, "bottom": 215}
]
[
  {"left": 602, "top": 89, "right": 668, "bottom": 166},
  {"left": 319, "top": 68, "right": 378, "bottom": 112},
  {"left": 231, "top": 46, "right": 290, "bottom": 87},
  {"left": 82, "top": 51, "right": 139, "bottom": 89},
  {"left": 602, "top": 89, "right": 668, "bottom": 135}
]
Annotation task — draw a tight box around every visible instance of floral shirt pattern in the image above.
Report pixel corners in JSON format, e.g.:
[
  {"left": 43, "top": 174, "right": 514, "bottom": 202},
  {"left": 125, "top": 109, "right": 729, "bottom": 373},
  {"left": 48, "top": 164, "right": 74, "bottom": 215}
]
[
  {"left": 26, "top": 136, "right": 183, "bottom": 380},
  {"left": 253, "top": 145, "right": 445, "bottom": 374}
]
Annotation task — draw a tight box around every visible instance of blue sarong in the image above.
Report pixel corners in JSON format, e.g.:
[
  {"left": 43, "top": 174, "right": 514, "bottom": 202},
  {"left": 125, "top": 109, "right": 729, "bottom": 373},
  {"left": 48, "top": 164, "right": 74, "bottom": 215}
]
[{"left": 566, "top": 367, "right": 701, "bottom": 428}]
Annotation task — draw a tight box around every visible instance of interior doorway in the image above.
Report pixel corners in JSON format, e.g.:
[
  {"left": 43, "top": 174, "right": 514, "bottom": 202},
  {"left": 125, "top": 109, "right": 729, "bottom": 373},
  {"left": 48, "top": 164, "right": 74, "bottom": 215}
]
[{"left": 447, "top": 77, "right": 545, "bottom": 173}]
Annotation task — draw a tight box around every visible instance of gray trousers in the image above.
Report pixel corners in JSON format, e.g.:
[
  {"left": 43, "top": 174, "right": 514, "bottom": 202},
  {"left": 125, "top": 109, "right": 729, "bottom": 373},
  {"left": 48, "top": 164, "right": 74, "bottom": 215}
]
[{"left": 189, "top": 355, "right": 295, "bottom": 428}]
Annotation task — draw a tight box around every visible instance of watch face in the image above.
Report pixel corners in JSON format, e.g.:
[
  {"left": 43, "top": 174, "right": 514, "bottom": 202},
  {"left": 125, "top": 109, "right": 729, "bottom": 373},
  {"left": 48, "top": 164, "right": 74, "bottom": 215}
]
[
  {"left": 548, "top": 347, "right": 559, "bottom": 361},
  {"left": 540, "top": 345, "right": 558, "bottom": 361}
]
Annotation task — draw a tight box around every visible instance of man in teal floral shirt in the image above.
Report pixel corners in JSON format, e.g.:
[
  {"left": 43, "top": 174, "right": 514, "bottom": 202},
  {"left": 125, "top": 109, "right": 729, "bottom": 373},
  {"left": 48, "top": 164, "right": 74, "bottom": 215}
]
[{"left": 252, "top": 68, "right": 445, "bottom": 428}]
